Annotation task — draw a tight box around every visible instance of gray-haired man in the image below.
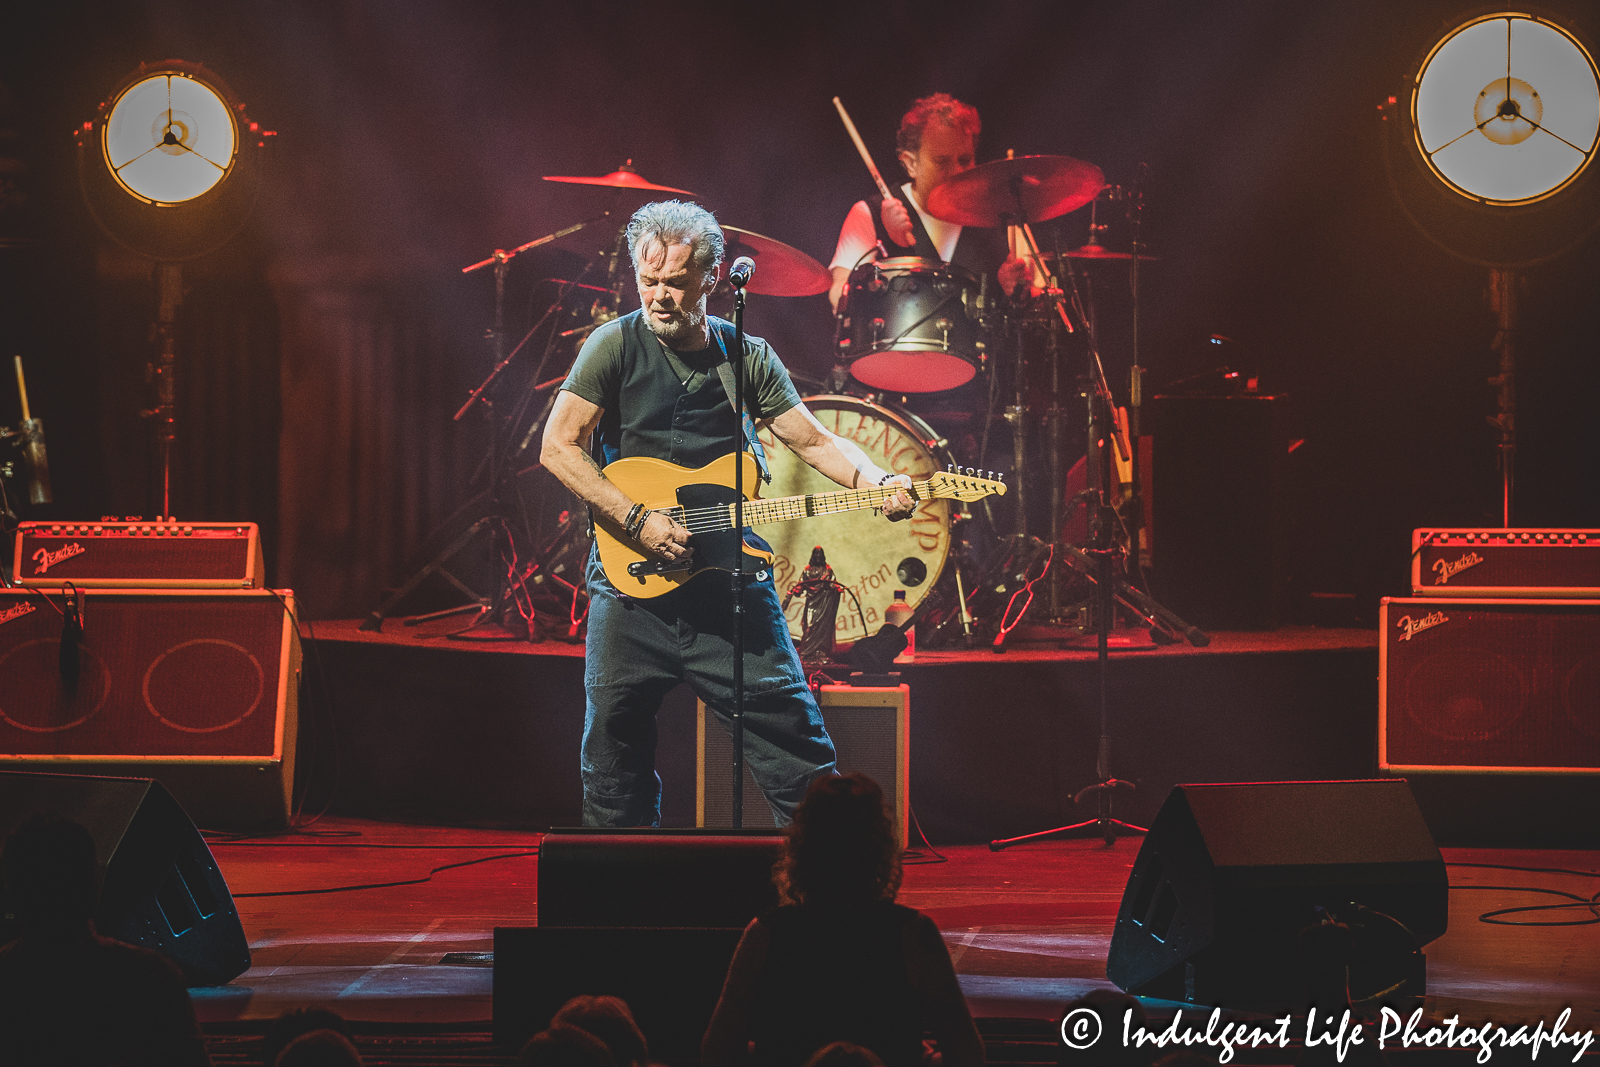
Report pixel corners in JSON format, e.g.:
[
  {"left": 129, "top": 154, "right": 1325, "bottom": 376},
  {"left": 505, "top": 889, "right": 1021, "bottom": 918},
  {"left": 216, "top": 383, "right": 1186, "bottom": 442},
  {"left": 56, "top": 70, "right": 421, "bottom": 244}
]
[{"left": 543, "top": 200, "right": 915, "bottom": 826}]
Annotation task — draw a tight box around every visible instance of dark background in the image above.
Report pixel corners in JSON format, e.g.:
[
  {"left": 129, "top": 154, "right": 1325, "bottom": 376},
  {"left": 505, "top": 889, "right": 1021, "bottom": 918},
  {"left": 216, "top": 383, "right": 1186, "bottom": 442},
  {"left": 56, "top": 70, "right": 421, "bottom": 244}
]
[{"left": 3, "top": 0, "right": 1598, "bottom": 622}]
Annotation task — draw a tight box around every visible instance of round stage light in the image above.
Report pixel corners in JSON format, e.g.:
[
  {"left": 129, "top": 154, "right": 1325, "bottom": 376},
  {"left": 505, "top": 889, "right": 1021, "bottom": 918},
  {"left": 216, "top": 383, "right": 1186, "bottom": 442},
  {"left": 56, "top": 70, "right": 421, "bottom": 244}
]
[
  {"left": 103, "top": 70, "right": 239, "bottom": 205},
  {"left": 1413, "top": 13, "right": 1600, "bottom": 206}
]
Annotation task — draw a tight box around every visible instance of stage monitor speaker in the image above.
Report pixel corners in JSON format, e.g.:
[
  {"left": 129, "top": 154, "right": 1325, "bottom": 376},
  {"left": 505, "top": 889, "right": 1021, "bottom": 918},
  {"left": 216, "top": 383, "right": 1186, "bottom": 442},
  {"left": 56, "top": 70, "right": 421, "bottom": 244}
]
[
  {"left": 1106, "top": 780, "right": 1448, "bottom": 1013},
  {"left": 697, "top": 684, "right": 909, "bottom": 848},
  {"left": 537, "top": 829, "right": 782, "bottom": 929},
  {"left": 1380, "top": 597, "right": 1600, "bottom": 773},
  {"left": 0, "top": 771, "right": 251, "bottom": 986},
  {"left": 0, "top": 589, "right": 301, "bottom": 829},
  {"left": 494, "top": 925, "right": 742, "bottom": 1054}
]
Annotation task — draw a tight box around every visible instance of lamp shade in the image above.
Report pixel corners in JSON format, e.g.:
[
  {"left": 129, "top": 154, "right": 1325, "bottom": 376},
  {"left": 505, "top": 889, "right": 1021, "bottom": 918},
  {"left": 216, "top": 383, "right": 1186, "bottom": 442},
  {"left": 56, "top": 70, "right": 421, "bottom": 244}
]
[
  {"left": 103, "top": 71, "right": 239, "bottom": 206},
  {"left": 1413, "top": 13, "right": 1600, "bottom": 206},
  {"left": 77, "top": 60, "right": 265, "bottom": 261}
]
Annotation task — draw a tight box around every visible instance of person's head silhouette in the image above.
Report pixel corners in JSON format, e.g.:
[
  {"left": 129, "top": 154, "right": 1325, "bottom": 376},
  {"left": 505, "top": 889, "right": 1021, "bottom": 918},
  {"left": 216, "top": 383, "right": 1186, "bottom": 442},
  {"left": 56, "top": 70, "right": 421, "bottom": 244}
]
[{"left": 775, "top": 773, "right": 901, "bottom": 907}]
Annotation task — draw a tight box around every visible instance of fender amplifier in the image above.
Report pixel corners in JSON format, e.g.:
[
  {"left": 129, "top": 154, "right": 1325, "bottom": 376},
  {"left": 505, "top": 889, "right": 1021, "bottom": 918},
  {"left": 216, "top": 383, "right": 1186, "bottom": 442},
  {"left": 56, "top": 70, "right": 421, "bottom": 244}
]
[
  {"left": 698, "top": 684, "right": 909, "bottom": 847},
  {"left": 0, "top": 588, "right": 300, "bottom": 828},
  {"left": 13, "top": 520, "right": 265, "bottom": 588},
  {"left": 1379, "top": 597, "right": 1600, "bottom": 774},
  {"left": 1411, "top": 528, "right": 1600, "bottom": 597}
]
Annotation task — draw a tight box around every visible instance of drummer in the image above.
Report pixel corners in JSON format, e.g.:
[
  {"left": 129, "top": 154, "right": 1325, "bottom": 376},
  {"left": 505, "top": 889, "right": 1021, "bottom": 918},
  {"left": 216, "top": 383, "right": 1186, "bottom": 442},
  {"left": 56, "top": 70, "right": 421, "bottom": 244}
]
[{"left": 828, "top": 93, "right": 1034, "bottom": 313}]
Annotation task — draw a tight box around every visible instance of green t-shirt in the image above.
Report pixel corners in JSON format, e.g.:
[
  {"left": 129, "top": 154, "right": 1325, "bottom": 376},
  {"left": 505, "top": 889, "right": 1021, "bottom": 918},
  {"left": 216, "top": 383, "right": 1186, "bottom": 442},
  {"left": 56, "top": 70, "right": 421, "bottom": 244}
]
[{"left": 561, "top": 311, "right": 803, "bottom": 424}]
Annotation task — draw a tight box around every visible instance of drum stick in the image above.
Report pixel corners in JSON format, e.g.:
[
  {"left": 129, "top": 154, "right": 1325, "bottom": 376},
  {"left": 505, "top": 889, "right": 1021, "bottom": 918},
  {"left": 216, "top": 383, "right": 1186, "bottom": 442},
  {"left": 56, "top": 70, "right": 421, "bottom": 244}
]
[
  {"left": 832, "top": 97, "right": 896, "bottom": 202},
  {"left": 13, "top": 356, "right": 30, "bottom": 422}
]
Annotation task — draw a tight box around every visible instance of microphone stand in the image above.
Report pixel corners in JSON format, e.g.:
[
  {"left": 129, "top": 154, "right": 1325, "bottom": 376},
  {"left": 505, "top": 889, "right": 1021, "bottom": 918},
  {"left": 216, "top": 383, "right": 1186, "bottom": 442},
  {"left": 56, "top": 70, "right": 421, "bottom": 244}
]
[
  {"left": 729, "top": 269, "right": 750, "bottom": 829},
  {"left": 989, "top": 182, "right": 1206, "bottom": 850}
]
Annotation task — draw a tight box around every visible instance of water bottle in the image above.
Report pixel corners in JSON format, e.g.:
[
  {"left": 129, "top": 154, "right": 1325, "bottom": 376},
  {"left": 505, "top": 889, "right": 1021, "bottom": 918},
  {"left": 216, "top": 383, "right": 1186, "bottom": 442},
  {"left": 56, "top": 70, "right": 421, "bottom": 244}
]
[{"left": 884, "top": 588, "right": 914, "bottom": 662}]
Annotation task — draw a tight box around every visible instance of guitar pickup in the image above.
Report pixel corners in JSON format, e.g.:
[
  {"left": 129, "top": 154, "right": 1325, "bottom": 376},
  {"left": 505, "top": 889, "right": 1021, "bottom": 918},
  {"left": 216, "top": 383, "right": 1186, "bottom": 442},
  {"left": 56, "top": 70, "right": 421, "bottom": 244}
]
[{"left": 628, "top": 558, "right": 694, "bottom": 577}]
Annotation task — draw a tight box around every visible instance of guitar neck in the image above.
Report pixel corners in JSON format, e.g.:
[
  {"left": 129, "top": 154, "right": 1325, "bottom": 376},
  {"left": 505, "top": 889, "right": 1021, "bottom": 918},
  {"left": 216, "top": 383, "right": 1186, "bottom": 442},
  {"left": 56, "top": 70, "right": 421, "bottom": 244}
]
[
  {"left": 742, "top": 482, "right": 911, "bottom": 527},
  {"left": 667, "top": 481, "right": 913, "bottom": 535}
]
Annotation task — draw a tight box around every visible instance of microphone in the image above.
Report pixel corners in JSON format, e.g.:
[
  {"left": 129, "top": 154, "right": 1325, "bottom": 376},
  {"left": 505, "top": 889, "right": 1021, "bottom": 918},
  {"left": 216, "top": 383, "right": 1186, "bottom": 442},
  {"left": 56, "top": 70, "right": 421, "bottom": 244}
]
[
  {"left": 727, "top": 256, "right": 756, "bottom": 289},
  {"left": 21, "top": 418, "right": 52, "bottom": 505},
  {"left": 59, "top": 585, "right": 84, "bottom": 691}
]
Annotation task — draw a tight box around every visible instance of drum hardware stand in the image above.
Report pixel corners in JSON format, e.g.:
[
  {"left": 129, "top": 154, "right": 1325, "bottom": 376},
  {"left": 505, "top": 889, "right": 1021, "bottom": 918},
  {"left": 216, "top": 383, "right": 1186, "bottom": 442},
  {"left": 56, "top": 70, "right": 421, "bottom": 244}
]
[{"left": 359, "top": 214, "right": 609, "bottom": 637}]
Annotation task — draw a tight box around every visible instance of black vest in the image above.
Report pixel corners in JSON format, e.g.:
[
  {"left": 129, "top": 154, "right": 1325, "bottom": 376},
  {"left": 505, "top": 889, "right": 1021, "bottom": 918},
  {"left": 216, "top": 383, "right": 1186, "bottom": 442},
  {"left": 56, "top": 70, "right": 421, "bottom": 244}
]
[
  {"left": 591, "top": 310, "right": 759, "bottom": 471},
  {"left": 868, "top": 193, "right": 1009, "bottom": 278}
]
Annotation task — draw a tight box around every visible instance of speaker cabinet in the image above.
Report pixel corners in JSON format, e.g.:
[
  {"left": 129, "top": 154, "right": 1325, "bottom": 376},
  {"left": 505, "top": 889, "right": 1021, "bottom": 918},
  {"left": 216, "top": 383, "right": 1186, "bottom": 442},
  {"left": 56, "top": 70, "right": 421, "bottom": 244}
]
[
  {"left": 1147, "top": 394, "right": 1290, "bottom": 630},
  {"left": 494, "top": 926, "right": 742, "bottom": 1055},
  {"left": 1106, "top": 780, "right": 1448, "bottom": 1012},
  {"left": 0, "top": 772, "right": 250, "bottom": 986},
  {"left": 537, "top": 829, "right": 782, "bottom": 929},
  {"left": 0, "top": 589, "right": 300, "bottom": 828},
  {"left": 697, "top": 684, "right": 909, "bottom": 847},
  {"left": 1380, "top": 597, "right": 1600, "bottom": 773}
]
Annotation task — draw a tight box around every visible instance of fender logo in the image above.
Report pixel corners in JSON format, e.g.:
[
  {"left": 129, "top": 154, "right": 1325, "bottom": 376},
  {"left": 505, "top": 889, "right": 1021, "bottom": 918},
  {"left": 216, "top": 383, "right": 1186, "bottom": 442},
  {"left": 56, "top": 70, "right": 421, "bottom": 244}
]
[
  {"left": 1396, "top": 611, "right": 1448, "bottom": 642},
  {"left": 0, "top": 602, "right": 37, "bottom": 627},
  {"left": 31, "top": 542, "right": 85, "bottom": 575},
  {"left": 1432, "top": 551, "right": 1484, "bottom": 585}
]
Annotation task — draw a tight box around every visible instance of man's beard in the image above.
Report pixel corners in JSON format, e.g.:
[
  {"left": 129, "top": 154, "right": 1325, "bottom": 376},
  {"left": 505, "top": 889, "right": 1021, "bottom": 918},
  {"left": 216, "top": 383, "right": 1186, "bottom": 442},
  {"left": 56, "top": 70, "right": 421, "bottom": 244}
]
[{"left": 644, "top": 302, "right": 707, "bottom": 348}]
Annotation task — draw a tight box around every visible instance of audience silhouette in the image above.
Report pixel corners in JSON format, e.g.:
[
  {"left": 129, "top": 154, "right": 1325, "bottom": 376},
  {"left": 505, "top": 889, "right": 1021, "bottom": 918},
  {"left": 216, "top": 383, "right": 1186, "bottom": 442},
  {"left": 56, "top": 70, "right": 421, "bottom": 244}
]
[
  {"left": 264, "top": 1007, "right": 357, "bottom": 1066},
  {"left": 703, "top": 773, "right": 985, "bottom": 1067},
  {"left": 522, "top": 1022, "right": 620, "bottom": 1067},
  {"left": 276, "top": 1027, "right": 364, "bottom": 1066},
  {"left": 0, "top": 813, "right": 212, "bottom": 1066},
  {"left": 554, "top": 993, "right": 652, "bottom": 1067}
]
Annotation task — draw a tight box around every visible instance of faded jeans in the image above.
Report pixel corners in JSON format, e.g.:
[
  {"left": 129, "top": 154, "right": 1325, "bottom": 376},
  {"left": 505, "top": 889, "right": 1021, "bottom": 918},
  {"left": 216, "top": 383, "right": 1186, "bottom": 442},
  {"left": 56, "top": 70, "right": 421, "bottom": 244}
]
[{"left": 580, "top": 539, "right": 837, "bottom": 826}]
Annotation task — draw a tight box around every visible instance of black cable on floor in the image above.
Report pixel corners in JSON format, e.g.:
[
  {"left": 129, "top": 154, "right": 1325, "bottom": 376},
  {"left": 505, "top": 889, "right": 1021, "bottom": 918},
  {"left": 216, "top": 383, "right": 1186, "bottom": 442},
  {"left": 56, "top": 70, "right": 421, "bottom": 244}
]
[
  {"left": 903, "top": 805, "right": 946, "bottom": 864},
  {"left": 230, "top": 850, "right": 539, "bottom": 898},
  {"left": 1445, "top": 862, "right": 1600, "bottom": 925}
]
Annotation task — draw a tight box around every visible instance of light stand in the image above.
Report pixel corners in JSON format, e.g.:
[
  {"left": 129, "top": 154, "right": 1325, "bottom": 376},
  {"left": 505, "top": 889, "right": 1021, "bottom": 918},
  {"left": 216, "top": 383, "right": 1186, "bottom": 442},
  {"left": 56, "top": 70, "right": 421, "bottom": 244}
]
[
  {"left": 76, "top": 61, "right": 266, "bottom": 519},
  {"left": 1383, "top": 12, "right": 1600, "bottom": 524}
]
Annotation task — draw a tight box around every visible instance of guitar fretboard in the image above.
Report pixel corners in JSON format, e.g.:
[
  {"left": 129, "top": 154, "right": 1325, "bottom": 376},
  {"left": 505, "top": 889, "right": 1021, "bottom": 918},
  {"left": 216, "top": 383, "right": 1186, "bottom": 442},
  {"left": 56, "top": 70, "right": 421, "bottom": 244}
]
[{"left": 668, "top": 481, "right": 925, "bottom": 534}]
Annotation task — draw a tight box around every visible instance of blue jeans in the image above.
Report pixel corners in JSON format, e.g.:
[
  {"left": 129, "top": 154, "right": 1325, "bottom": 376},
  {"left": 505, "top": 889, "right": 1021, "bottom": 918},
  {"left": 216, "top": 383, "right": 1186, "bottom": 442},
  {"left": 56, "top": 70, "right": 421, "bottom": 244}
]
[{"left": 580, "top": 539, "right": 837, "bottom": 827}]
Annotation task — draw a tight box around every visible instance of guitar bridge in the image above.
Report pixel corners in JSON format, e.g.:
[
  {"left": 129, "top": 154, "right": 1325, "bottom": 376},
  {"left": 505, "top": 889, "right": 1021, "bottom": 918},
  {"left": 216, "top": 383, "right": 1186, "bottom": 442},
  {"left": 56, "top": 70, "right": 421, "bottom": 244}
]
[{"left": 628, "top": 558, "right": 694, "bottom": 578}]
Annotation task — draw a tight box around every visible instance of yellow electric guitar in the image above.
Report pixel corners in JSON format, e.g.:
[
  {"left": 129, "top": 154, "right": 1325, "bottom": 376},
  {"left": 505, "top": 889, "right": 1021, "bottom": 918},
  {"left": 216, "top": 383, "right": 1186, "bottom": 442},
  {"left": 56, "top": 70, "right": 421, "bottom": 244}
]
[{"left": 595, "top": 452, "right": 1007, "bottom": 598}]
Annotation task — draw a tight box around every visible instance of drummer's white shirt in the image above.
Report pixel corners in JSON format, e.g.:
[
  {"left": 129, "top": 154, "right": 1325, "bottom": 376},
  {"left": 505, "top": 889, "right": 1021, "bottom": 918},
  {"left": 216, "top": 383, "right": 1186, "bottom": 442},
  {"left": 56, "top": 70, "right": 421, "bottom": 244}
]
[
  {"left": 829, "top": 183, "right": 1043, "bottom": 288},
  {"left": 829, "top": 182, "right": 961, "bottom": 271}
]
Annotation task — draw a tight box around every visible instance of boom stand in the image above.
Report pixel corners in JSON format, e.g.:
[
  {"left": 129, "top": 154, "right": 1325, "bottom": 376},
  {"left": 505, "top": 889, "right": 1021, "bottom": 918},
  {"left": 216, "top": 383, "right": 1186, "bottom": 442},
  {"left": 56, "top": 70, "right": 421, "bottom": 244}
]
[{"left": 990, "top": 213, "right": 1205, "bottom": 850}]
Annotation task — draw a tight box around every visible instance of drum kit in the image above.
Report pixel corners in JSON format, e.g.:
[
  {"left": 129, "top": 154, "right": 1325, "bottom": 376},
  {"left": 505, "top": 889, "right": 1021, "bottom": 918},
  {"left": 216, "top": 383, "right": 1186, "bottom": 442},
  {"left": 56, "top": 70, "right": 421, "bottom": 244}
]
[{"left": 367, "top": 149, "right": 1202, "bottom": 660}]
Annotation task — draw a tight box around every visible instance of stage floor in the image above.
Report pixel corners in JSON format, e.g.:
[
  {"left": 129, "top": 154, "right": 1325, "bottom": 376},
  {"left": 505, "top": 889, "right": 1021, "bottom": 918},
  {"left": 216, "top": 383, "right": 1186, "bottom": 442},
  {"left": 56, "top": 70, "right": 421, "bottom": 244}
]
[{"left": 194, "top": 816, "right": 1600, "bottom": 1052}]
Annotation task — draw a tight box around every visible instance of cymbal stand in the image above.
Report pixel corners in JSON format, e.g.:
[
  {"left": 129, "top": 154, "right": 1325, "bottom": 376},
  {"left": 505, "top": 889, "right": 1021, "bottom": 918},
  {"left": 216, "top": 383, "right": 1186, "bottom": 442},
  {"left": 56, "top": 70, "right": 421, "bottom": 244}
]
[{"left": 359, "top": 214, "right": 609, "bottom": 636}]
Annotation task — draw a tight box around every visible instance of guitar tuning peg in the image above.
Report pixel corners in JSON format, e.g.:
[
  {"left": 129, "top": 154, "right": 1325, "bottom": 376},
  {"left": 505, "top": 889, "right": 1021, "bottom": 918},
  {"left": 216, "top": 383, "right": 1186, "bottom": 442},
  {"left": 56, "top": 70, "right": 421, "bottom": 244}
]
[{"left": 947, "top": 462, "right": 955, "bottom": 472}]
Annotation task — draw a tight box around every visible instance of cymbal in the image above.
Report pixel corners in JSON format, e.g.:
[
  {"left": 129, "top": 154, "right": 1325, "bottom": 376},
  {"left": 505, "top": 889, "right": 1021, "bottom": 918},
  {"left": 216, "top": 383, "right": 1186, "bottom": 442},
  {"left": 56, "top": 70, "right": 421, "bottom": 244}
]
[
  {"left": 1059, "top": 243, "right": 1160, "bottom": 262},
  {"left": 924, "top": 154, "right": 1104, "bottom": 227},
  {"left": 721, "top": 225, "right": 831, "bottom": 297},
  {"left": 542, "top": 160, "right": 696, "bottom": 197}
]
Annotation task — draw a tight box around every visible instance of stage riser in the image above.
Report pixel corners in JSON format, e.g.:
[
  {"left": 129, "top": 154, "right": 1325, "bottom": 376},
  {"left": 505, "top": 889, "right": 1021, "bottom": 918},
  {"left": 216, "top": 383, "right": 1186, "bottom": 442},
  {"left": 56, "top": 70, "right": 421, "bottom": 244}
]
[{"left": 304, "top": 641, "right": 1437, "bottom": 842}]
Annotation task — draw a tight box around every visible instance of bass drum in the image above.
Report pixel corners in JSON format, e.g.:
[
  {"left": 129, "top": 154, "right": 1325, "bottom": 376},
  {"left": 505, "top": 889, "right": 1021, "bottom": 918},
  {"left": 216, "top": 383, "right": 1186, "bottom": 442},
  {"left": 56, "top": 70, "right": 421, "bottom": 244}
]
[{"left": 754, "top": 396, "right": 953, "bottom": 646}]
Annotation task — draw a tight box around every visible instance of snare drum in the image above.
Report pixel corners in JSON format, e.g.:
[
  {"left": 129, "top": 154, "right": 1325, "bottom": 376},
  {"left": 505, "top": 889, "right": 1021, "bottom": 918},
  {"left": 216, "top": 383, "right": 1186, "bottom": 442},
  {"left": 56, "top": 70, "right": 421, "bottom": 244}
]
[
  {"left": 839, "top": 257, "right": 982, "bottom": 393},
  {"left": 754, "top": 395, "right": 953, "bottom": 645}
]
